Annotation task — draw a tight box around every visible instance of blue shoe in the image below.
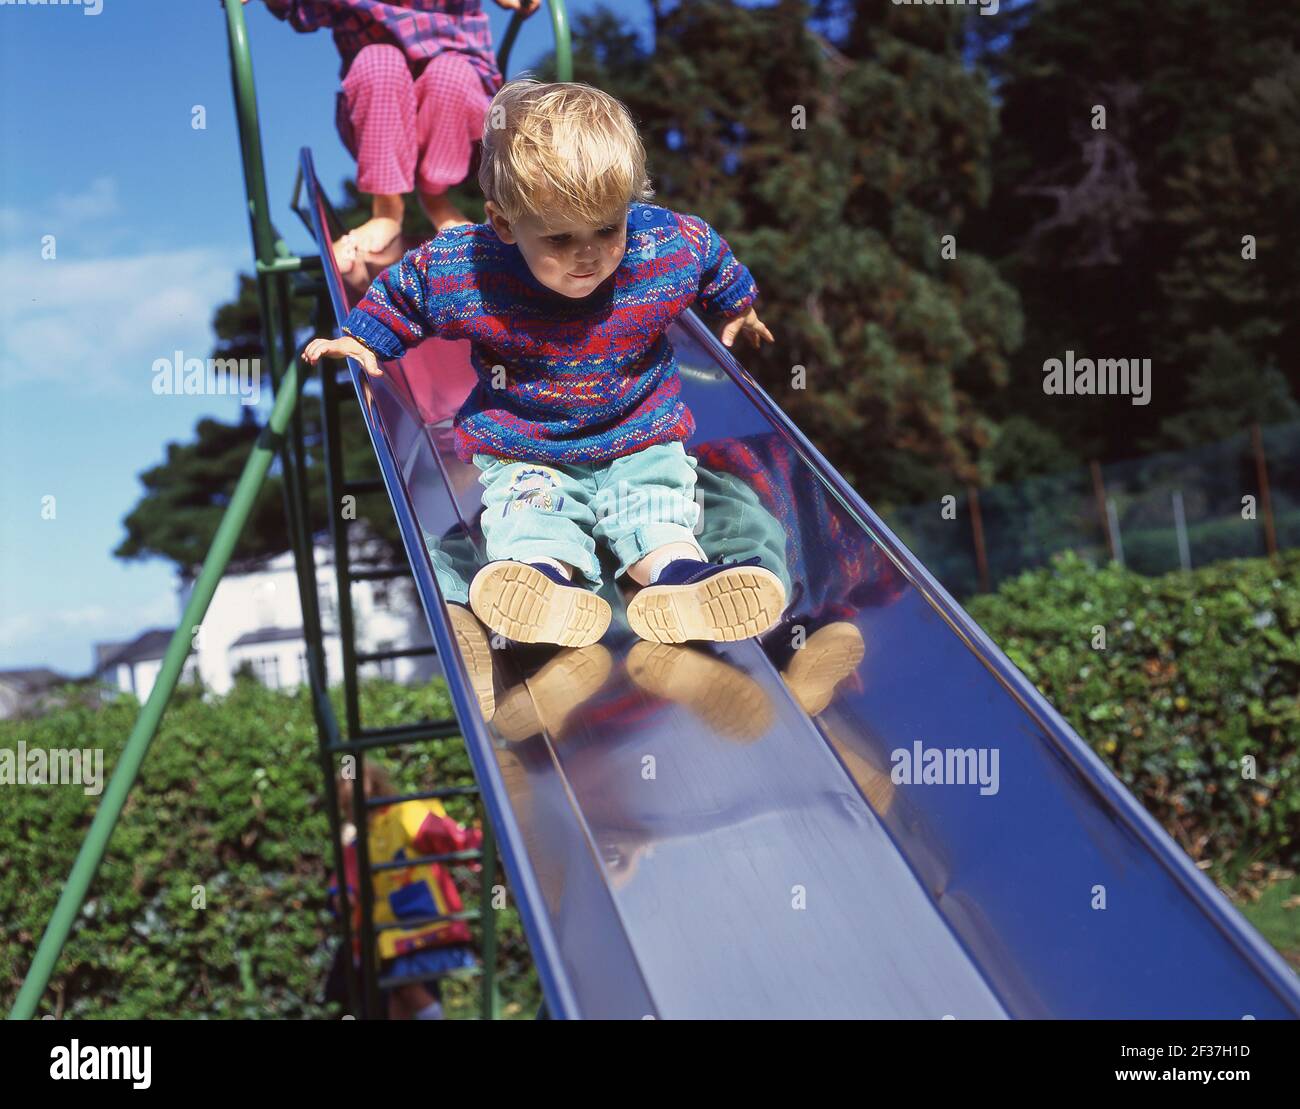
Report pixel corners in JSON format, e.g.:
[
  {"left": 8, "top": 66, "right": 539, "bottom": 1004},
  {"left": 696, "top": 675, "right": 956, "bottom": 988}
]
[
  {"left": 469, "top": 560, "right": 611, "bottom": 647},
  {"left": 626, "top": 555, "right": 787, "bottom": 643}
]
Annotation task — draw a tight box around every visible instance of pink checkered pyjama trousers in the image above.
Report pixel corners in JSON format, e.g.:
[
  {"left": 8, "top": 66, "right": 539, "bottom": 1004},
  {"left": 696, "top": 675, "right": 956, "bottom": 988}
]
[{"left": 336, "top": 43, "right": 492, "bottom": 197}]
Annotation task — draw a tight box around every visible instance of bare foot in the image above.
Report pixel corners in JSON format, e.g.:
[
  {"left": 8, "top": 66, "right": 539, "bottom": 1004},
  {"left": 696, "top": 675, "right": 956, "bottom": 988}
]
[
  {"left": 349, "top": 215, "right": 402, "bottom": 256},
  {"left": 333, "top": 216, "right": 405, "bottom": 295},
  {"left": 330, "top": 228, "right": 366, "bottom": 293}
]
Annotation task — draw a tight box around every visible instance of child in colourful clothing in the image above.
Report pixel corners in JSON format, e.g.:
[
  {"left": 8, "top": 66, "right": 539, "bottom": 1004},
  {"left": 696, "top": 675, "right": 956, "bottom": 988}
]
[
  {"left": 331, "top": 762, "right": 481, "bottom": 1019},
  {"left": 257, "top": 0, "right": 539, "bottom": 291},
  {"left": 304, "top": 79, "right": 788, "bottom": 648}
]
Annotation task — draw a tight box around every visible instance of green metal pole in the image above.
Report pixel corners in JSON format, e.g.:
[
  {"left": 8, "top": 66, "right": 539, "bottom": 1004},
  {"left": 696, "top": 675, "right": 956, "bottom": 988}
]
[
  {"left": 8, "top": 361, "right": 303, "bottom": 1021},
  {"left": 550, "top": 0, "right": 573, "bottom": 82},
  {"left": 496, "top": 1, "right": 572, "bottom": 81},
  {"left": 224, "top": 0, "right": 282, "bottom": 268}
]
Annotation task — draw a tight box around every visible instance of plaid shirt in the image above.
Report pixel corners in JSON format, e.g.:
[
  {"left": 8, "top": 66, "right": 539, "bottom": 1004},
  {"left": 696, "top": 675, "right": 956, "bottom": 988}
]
[{"left": 265, "top": 0, "right": 503, "bottom": 96}]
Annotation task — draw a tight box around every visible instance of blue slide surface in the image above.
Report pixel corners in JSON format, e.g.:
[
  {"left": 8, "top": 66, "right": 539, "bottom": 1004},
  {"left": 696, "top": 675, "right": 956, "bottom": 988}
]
[{"left": 301, "top": 150, "right": 1300, "bottom": 1020}]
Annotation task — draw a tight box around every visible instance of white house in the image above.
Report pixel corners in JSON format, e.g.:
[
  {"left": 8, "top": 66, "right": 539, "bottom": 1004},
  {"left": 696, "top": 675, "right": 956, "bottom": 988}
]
[
  {"left": 94, "top": 538, "right": 433, "bottom": 699},
  {"left": 92, "top": 631, "right": 198, "bottom": 704},
  {"left": 0, "top": 668, "right": 71, "bottom": 720}
]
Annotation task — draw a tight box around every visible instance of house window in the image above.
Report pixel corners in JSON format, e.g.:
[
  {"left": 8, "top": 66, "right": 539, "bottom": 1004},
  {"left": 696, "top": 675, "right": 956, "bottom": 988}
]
[
  {"left": 318, "top": 586, "right": 337, "bottom": 629},
  {"left": 375, "top": 640, "right": 396, "bottom": 681},
  {"left": 243, "top": 654, "right": 280, "bottom": 690},
  {"left": 372, "top": 581, "right": 391, "bottom": 611},
  {"left": 253, "top": 580, "right": 278, "bottom": 628}
]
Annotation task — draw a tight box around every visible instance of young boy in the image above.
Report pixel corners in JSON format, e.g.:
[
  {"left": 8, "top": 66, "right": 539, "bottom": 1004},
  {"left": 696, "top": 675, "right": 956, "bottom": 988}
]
[{"left": 304, "top": 78, "right": 787, "bottom": 647}]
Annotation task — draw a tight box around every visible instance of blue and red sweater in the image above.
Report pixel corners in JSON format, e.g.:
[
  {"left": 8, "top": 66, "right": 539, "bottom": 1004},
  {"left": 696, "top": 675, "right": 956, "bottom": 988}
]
[{"left": 341, "top": 203, "right": 760, "bottom": 464}]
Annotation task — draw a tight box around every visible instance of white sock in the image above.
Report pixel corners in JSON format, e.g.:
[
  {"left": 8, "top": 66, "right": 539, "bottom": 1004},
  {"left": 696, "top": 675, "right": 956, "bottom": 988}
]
[
  {"left": 648, "top": 542, "right": 706, "bottom": 584},
  {"left": 414, "top": 1000, "right": 444, "bottom": 1020}
]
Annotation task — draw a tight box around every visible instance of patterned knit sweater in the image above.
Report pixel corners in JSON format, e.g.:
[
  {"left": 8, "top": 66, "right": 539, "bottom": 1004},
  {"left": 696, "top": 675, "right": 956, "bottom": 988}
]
[{"left": 341, "top": 203, "right": 760, "bottom": 464}]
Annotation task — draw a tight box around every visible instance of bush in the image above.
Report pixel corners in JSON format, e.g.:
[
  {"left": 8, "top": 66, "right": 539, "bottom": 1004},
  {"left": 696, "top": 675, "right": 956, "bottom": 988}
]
[
  {"left": 969, "top": 550, "right": 1300, "bottom": 876},
  {"left": 0, "top": 679, "right": 538, "bottom": 1019},
  {"left": 1120, "top": 510, "right": 1300, "bottom": 575}
]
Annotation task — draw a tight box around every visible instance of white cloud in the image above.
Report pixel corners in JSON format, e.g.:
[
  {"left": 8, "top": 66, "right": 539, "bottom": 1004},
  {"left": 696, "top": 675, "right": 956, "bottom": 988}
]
[
  {"left": 0, "top": 591, "right": 178, "bottom": 664},
  {"left": 0, "top": 175, "right": 120, "bottom": 239},
  {"left": 0, "top": 175, "right": 249, "bottom": 394},
  {"left": 0, "top": 245, "right": 246, "bottom": 393}
]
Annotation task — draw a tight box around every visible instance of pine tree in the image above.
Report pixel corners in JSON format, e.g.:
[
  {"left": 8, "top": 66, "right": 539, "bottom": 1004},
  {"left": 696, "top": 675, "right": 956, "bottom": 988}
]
[
  {"left": 971, "top": 0, "right": 1300, "bottom": 464},
  {"left": 583, "top": 0, "right": 1022, "bottom": 500}
]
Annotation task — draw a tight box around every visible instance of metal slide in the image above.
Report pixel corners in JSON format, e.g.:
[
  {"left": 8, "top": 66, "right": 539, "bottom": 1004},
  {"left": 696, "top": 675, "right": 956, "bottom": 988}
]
[{"left": 300, "top": 151, "right": 1300, "bottom": 1020}]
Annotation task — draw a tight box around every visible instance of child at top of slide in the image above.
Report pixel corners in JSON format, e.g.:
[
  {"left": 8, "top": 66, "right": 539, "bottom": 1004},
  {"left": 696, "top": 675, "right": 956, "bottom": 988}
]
[
  {"left": 303, "top": 78, "right": 788, "bottom": 649},
  {"left": 256, "top": 0, "right": 540, "bottom": 291}
]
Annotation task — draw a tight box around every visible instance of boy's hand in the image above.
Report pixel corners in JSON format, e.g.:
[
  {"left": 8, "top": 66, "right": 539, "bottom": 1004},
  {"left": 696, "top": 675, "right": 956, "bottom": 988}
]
[
  {"left": 493, "top": 0, "right": 541, "bottom": 14},
  {"left": 303, "top": 335, "right": 383, "bottom": 378},
  {"left": 720, "top": 306, "right": 775, "bottom": 350}
]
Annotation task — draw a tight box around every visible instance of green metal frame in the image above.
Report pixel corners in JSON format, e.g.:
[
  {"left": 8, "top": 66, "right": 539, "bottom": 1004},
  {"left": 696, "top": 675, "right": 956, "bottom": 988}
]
[{"left": 10, "top": 0, "right": 571, "bottom": 1022}]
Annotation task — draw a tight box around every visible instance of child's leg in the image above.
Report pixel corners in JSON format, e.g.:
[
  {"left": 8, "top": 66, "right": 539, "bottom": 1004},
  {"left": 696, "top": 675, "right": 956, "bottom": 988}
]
[
  {"left": 593, "top": 443, "right": 706, "bottom": 577},
  {"left": 693, "top": 464, "right": 794, "bottom": 600},
  {"left": 625, "top": 541, "right": 706, "bottom": 587},
  {"left": 395, "top": 981, "right": 441, "bottom": 1020},
  {"left": 412, "top": 53, "right": 493, "bottom": 230},
  {"left": 597, "top": 443, "right": 786, "bottom": 642},
  {"left": 469, "top": 455, "right": 610, "bottom": 646},
  {"left": 335, "top": 44, "right": 417, "bottom": 282}
]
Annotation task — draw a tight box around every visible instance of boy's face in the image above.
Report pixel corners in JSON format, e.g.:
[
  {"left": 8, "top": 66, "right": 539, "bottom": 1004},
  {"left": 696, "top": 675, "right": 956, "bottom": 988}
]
[{"left": 487, "top": 201, "right": 627, "bottom": 299}]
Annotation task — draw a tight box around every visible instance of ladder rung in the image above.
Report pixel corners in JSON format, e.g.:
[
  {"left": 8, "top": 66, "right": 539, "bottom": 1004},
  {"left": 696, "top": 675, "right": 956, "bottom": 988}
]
[
  {"left": 350, "top": 565, "right": 410, "bottom": 582},
  {"left": 367, "top": 785, "right": 479, "bottom": 809},
  {"left": 370, "top": 848, "right": 481, "bottom": 873},
  {"left": 326, "top": 720, "right": 461, "bottom": 753},
  {"left": 357, "top": 644, "right": 437, "bottom": 665},
  {"left": 375, "top": 909, "right": 479, "bottom": 933},
  {"left": 343, "top": 478, "right": 384, "bottom": 496}
]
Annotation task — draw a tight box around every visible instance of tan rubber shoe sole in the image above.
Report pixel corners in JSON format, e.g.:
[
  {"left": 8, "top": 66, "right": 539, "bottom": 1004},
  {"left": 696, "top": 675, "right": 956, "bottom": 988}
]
[
  {"left": 626, "top": 641, "right": 774, "bottom": 742},
  {"left": 469, "top": 561, "right": 611, "bottom": 648},
  {"left": 781, "top": 620, "right": 866, "bottom": 716},
  {"left": 446, "top": 602, "right": 496, "bottom": 721},
  {"left": 626, "top": 564, "right": 787, "bottom": 643},
  {"left": 492, "top": 645, "right": 613, "bottom": 743}
]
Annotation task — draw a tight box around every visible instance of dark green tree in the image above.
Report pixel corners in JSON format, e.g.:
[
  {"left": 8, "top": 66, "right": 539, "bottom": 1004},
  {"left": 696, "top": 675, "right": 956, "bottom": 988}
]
[
  {"left": 117, "top": 268, "right": 397, "bottom": 575},
  {"left": 970, "top": 0, "right": 1300, "bottom": 467},
  {"left": 578, "top": 0, "right": 1023, "bottom": 501}
]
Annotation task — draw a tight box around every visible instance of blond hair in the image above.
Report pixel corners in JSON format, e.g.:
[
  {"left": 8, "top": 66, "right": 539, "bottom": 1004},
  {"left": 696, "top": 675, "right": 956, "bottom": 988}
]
[
  {"left": 479, "top": 78, "right": 654, "bottom": 227},
  {"left": 336, "top": 760, "right": 395, "bottom": 816}
]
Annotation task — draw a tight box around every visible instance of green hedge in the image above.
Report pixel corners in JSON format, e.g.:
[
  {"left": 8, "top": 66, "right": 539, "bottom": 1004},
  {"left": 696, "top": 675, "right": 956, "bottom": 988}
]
[
  {"left": 969, "top": 550, "right": 1300, "bottom": 876},
  {"left": 0, "top": 677, "right": 539, "bottom": 1019},
  {"left": 1120, "top": 510, "right": 1300, "bottom": 576},
  {"left": 6, "top": 553, "right": 1295, "bottom": 1015}
]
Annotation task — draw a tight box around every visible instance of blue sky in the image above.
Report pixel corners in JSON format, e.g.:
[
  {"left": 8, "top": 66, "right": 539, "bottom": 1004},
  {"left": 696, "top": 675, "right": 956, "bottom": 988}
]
[{"left": 0, "top": 0, "right": 653, "bottom": 674}]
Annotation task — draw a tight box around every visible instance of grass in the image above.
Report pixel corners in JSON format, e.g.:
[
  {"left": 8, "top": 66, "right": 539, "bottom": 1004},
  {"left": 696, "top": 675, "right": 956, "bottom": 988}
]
[{"left": 1234, "top": 870, "right": 1300, "bottom": 973}]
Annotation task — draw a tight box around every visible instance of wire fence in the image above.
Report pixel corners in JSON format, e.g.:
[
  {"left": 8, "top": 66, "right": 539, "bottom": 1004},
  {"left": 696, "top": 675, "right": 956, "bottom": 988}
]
[{"left": 884, "top": 421, "right": 1299, "bottom": 599}]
